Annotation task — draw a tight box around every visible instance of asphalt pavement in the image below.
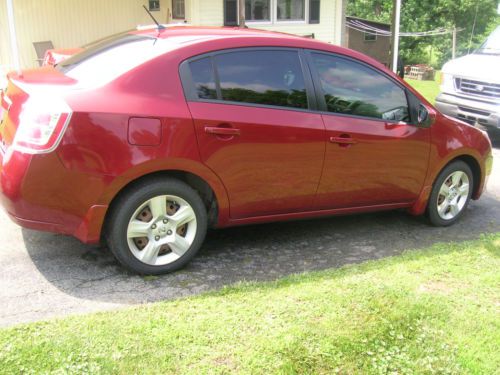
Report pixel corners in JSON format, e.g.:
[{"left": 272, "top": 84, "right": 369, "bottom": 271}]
[{"left": 1, "top": 145, "right": 499, "bottom": 327}]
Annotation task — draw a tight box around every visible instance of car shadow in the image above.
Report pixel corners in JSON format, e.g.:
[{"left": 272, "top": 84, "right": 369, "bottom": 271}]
[{"left": 22, "top": 188, "right": 500, "bottom": 305}]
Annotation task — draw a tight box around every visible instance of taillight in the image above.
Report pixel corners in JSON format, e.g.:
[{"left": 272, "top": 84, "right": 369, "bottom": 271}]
[{"left": 13, "top": 96, "right": 72, "bottom": 154}]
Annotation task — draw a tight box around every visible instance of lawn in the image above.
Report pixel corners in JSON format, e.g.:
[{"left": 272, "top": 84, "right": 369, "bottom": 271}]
[
  {"left": 406, "top": 72, "right": 441, "bottom": 104},
  {"left": 0, "top": 234, "right": 499, "bottom": 374}
]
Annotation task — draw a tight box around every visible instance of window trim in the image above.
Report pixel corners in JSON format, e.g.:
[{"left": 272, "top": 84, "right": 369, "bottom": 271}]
[
  {"left": 148, "top": 0, "right": 160, "bottom": 12},
  {"left": 179, "top": 48, "right": 424, "bottom": 126},
  {"left": 364, "top": 33, "right": 377, "bottom": 42},
  {"left": 233, "top": 0, "right": 310, "bottom": 25},
  {"left": 245, "top": 0, "right": 272, "bottom": 24},
  {"left": 172, "top": 0, "right": 185, "bottom": 19},
  {"left": 304, "top": 49, "right": 417, "bottom": 125},
  {"left": 275, "top": 0, "right": 308, "bottom": 24},
  {"left": 179, "top": 47, "right": 317, "bottom": 112}
]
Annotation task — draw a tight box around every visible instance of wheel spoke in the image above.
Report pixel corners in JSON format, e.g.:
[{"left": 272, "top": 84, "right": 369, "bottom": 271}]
[
  {"left": 458, "top": 183, "right": 469, "bottom": 196},
  {"left": 138, "top": 241, "right": 161, "bottom": 264},
  {"left": 127, "top": 220, "right": 150, "bottom": 238},
  {"left": 170, "top": 205, "right": 196, "bottom": 227},
  {"left": 449, "top": 202, "right": 460, "bottom": 217},
  {"left": 438, "top": 202, "right": 449, "bottom": 216},
  {"left": 168, "top": 234, "right": 191, "bottom": 256},
  {"left": 149, "top": 196, "right": 167, "bottom": 218},
  {"left": 451, "top": 172, "right": 464, "bottom": 187},
  {"left": 439, "top": 183, "right": 450, "bottom": 196}
]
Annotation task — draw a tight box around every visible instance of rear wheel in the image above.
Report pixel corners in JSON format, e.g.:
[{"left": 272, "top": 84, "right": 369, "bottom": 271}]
[
  {"left": 106, "top": 178, "right": 208, "bottom": 275},
  {"left": 427, "top": 161, "right": 473, "bottom": 226}
]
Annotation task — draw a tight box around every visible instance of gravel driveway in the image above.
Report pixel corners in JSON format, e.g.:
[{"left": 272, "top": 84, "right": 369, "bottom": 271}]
[{"left": 1, "top": 146, "right": 499, "bottom": 327}]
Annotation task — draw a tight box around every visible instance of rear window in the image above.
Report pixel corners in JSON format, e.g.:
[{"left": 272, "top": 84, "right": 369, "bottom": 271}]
[
  {"left": 189, "top": 58, "right": 217, "bottom": 100},
  {"left": 56, "top": 34, "right": 169, "bottom": 86},
  {"left": 214, "top": 50, "right": 308, "bottom": 109}
]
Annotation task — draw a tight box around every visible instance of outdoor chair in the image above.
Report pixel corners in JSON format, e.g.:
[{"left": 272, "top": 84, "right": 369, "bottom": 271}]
[{"left": 33, "top": 41, "right": 54, "bottom": 66}]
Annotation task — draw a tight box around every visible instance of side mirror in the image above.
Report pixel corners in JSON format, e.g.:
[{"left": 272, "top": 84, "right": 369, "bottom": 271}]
[
  {"left": 418, "top": 104, "right": 428, "bottom": 124},
  {"left": 417, "top": 104, "right": 435, "bottom": 127}
]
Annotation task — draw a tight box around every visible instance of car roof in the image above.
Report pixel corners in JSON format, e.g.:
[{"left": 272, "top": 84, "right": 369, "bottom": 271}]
[{"left": 129, "top": 26, "right": 386, "bottom": 71}]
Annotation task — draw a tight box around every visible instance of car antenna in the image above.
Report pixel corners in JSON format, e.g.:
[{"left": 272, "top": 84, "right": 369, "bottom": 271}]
[{"left": 142, "top": 5, "right": 165, "bottom": 31}]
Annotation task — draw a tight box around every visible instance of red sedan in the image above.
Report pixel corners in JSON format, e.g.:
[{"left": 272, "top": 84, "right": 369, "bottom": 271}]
[{"left": 0, "top": 27, "right": 493, "bottom": 274}]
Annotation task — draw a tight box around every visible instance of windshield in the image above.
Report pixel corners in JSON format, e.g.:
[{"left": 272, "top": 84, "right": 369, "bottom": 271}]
[{"left": 475, "top": 26, "right": 500, "bottom": 55}]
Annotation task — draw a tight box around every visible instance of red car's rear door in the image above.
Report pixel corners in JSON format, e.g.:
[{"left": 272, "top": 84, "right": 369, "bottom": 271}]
[{"left": 182, "top": 49, "right": 325, "bottom": 219}]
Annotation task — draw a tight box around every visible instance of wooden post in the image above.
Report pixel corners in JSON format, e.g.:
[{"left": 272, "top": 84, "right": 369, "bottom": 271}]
[
  {"left": 452, "top": 26, "right": 457, "bottom": 59},
  {"left": 239, "top": 0, "right": 246, "bottom": 28}
]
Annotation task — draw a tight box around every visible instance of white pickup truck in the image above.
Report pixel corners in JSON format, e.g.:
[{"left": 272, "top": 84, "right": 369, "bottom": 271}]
[{"left": 436, "top": 26, "right": 500, "bottom": 138}]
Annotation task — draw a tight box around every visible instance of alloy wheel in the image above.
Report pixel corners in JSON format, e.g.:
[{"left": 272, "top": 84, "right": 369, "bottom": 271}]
[
  {"left": 126, "top": 195, "right": 197, "bottom": 266},
  {"left": 436, "top": 171, "right": 470, "bottom": 220}
]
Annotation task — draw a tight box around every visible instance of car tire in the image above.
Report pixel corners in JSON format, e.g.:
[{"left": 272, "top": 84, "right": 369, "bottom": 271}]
[
  {"left": 427, "top": 161, "right": 473, "bottom": 227},
  {"left": 105, "top": 177, "right": 208, "bottom": 275}
]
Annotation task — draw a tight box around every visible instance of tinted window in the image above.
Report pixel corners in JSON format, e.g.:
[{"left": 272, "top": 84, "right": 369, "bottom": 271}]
[
  {"left": 215, "top": 50, "right": 308, "bottom": 109},
  {"left": 189, "top": 58, "right": 217, "bottom": 100},
  {"left": 311, "top": 53, "right": 409, "bottom": 122}
]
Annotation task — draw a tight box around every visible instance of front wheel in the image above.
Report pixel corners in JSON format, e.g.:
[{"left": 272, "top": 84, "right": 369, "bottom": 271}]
[
  {"left": 106, "top": 178, "right": 208, "bottom": 275},
  {"left": 427, "top": 161, "right": 473, "bottom": 226}
]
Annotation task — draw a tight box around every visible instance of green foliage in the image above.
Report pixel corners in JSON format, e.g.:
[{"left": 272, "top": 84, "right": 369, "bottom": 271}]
[
  {"left": 406, "top": 71, "right": 441, "bottom": 104},
  {"left": 0, "top": 234, "right": 499, "bottom": 374},
  {"left": 347, "top": 0, "right": 500, "bottom": 67}
]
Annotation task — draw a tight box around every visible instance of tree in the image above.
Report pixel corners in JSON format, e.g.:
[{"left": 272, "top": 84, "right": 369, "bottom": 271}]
[{"left": 347, "top": 0, "right": 500, "bottom": 67}]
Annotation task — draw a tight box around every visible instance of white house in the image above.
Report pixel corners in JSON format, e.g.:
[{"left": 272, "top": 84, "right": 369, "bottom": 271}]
[{"left": 0, "top": 0, "right": 345, "bottom": 76}]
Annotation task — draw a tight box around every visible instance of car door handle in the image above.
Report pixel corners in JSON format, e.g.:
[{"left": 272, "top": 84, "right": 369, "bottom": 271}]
[
  {"left": 329, "top": 136, "right": 357, "bottom": 145},
  {"left": 204, "top": 126, "right": 241, "bottom": 136}
]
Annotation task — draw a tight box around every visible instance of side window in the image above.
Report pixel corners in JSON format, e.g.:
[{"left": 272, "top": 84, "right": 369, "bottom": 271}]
[
  {"left": 311, "top": 53, "right": 410, "bottom": 122},
  {"left": 189, "top": 58, "right": 217, "bottom": 100},
  {"left": 215, "top": 50, "right": 308, "bottom": 109}
]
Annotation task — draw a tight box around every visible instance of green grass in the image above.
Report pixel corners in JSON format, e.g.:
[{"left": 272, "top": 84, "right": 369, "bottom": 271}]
[
  {"left": 406, "top": 72, "right": 441, "bottom": 104},
  {"left": 1, "top": 234, "right": 499, "bottom": 374}
]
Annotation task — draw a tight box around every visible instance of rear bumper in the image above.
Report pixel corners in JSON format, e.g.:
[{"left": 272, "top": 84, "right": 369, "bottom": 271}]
[
  {"left": 0, "top": 147, "right": 107, "bottom": 244},
  {"left": 435, "top": 93, "right": 500, "bottom": 129}
]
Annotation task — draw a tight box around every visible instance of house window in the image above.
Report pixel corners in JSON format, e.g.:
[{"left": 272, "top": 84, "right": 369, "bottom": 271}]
[
  {"left": 364, "top": 33, "right": 377, "bottom": 42},
  {"left": 224, "top": 0, "right": 238, "bottom": 25},
  {"left": 245, "top": 0, "right": 271, "bottom": 22},
  {"left": 172, "top": 0, "right": 185, "bottom": 19},
  {"left": 309, "top": 0, "right": 320, "bottom": 24},
  {"left": 277, "top": 0, "right": 305, "bottom": 21},
  {"left": 224, "top": 0, "right": 317, "bottom": 25},
  {"left": 149, "top": 0, "right": 160, "bottom": 11}
]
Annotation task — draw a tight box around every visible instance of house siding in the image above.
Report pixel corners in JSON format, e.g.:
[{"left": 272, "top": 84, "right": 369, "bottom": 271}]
[
  {"left": 347, "top": 28, "right": 391, "bottom": 66},
  {"left": 0, "top": 0, "right": 342, "bottom": 74},
  {"left": 192, "top": 0, "right": 341, "bottom": 44},
  {"left": 0, "top": 0, "right": 170, "bottom": 71},
  {"left": 0, "top": 0, "right": 14, "bottom": 79}
]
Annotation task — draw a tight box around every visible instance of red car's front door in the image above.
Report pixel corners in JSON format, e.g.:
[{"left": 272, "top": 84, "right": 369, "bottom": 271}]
[
  {"left": 184, "top": 50, "right": 325, "bottom": 219},
  {"left": 308, "top": 52, "right": 431, "bottom": 209},
  {"left": 317, "top": 115, "right": 430, "bottom": 209}
]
